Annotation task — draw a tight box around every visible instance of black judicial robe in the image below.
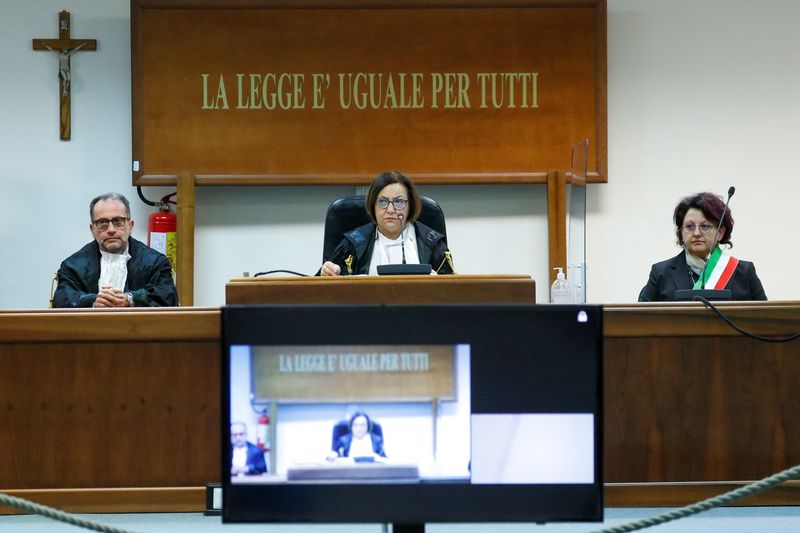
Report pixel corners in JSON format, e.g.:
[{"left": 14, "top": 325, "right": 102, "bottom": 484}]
[
  {"left": 321, "top": 221, "right": 455, "bottom": 276},
  {"left": 53, "top": 237, "right": 178, "bottom": 308}
]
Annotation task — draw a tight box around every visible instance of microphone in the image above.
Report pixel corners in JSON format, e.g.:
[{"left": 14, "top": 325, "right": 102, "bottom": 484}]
[
  {"left": 375, "top": 213, "right": 431, "bottom": 275},
  {"left": 674, "top": 186, "right": 735, "bottom": 301},
  {"left": 700, "top": 186, "right": 735, "bottom": 289},
  {"left": 398, "top": 213, "right": 407, "bottom": 264}
]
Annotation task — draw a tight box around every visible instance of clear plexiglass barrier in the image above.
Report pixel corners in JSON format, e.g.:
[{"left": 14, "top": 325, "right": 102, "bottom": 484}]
[{"left": 568, "top": 139, "right": 588, "bottom": 303}]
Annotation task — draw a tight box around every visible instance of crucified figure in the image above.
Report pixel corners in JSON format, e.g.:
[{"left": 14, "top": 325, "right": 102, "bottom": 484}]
[
  {"left": 44, "top": 43, "right": 86, "bottom": 96},
  {"left": 33, "top": 11, "right": 97, "bottom": 140}
]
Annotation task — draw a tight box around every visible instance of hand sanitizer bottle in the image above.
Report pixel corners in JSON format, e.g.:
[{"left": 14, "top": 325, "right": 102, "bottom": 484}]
[{"left": 550, "top": 267, "right": 572, "bottom": 304}]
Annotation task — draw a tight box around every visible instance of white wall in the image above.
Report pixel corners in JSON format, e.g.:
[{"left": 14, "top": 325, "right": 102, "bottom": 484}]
[
  {"left": 595, "top": 0, "right": 800, "bottom": 302},
  {"left": 1, "top": 0, "right": 798, "bottom": 309}
]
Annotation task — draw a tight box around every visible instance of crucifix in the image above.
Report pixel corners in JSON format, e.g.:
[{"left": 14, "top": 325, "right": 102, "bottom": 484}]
[{"left": 33, "top": 11, "right": 97, "bottom": 141}]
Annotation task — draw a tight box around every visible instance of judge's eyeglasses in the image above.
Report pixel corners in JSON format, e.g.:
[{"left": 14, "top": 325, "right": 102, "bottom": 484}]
[
  {"left": 376, "top": 197, "right": 408, "bottom": 210},
  {"left": 93, "top": 217, "right": 129, "bottom": 230}
]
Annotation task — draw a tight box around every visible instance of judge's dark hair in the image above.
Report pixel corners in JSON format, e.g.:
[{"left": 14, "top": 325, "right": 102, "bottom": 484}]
[
  {"left": 349, "top": 411, "right": 372, "bottom": 432},
  {"left": 90, "top": 192, "right": 132, "bottom": 220},
  {"left": 673, "top": 192, "right": 734, "bottom": 248},
  {"left": 365, "top": 171, "right": 422, "bottom": 224}
]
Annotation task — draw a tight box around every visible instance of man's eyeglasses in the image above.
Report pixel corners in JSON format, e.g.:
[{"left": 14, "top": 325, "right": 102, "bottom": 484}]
[
  {"left": 93, "top": 217, "right": 129, "bottom": 230},
  {"left": 376, "top": 197, "right": 408, "bottom": 210},
  {"left": 681, "top": 222, "right": 715, "bottom": 234}
]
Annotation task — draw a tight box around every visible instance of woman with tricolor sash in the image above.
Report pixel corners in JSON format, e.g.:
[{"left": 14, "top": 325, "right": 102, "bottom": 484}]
[{"left": 639, "top": 192, "right": 767, "bottom": 301}]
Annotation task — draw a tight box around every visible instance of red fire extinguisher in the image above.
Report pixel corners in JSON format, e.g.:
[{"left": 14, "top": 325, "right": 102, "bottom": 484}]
[
  {"left": 257, "top": 410, "right": 270, "bottom": 452},
  {"left": 148, "top": 193, "right": 177, "bottom": 270}
]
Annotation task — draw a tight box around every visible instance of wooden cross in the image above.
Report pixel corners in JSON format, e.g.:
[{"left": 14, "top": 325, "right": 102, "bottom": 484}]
[{"left": 33, "top": 11, "right": 97, "bottom": 141}]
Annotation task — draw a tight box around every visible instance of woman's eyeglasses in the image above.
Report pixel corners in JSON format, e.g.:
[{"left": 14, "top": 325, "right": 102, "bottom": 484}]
[
  {"left": 376, "top": 197, "right": 408, "bottom": 210},
  {"left": 681, "top": 222, "right": 715, "bottom": 234}
]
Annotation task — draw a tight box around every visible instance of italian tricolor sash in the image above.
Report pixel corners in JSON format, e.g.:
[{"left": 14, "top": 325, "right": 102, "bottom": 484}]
[{"left": 694, "top": 247, "right": 739, "bottom": 290}]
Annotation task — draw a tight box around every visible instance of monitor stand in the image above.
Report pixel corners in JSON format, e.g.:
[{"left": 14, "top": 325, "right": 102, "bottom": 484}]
[{"left": 393, "top": 523, "right": 425, "bottom": 533}]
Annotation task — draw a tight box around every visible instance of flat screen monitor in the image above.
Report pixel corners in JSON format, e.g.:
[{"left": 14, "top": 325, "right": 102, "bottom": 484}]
[{"left": 222, "top": 304, "right": 603, "bottom": 528}]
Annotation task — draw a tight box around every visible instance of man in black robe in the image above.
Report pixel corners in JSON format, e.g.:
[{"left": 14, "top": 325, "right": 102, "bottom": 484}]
[{"left": 52, "top": 192, "right": 177, "bottom": 308}]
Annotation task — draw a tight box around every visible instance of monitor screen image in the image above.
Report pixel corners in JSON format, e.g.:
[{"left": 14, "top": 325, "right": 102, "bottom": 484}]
[{"left": 222, "top": 304, "right": 603, "bottom": 526}]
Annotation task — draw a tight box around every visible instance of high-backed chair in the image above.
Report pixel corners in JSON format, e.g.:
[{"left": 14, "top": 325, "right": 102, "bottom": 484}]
[
  {"left": 322, "top": 195, "right": 447, "bottom": 262},
  {"left": 331, "top": 418, "right": 383, "bottom": 451}
]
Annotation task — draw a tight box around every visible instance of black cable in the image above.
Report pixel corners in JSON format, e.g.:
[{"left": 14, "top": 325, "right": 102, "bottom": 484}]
[
  {"left": 254, "top": 269, "right": 310, "bottom": 277},
  {"left": 695, "top": 296, "right": 800, "bottom": 343},
  {"left": 136, "top": 187, "right": 177, "bottom": 207},
  {"left": 139, "top": 190, "right": 303, "bottom": 279},
  {"left": 136, "top": 186, "right": 157, "bottom": 207}
]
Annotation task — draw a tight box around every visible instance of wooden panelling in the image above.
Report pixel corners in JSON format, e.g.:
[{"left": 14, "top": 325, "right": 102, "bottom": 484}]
[
  {"left": 225, "top": 274, "right": 536, "bottom": 304},
  {"left": 547, "top": 170, "right": 567, "bottom": 285},
  {"left": 0, "top": 487, "right": 205, "bottom": 515},
  {"left": 604, "top": 336, "right": 800, "bottom": 483},
  {"left": 176, "top": 172, "right": 196, "bottom": 306},
  {"left": 0, "top": 308, "right": 219, "bottom": 343},
  {"left": 604, "top": 301, "right": 800, "bottom": 337},
  {"left": 605, "top": 481, "right": 800, "bottom": 508},
  {"left": 2, "top": 302, "right": 799, "bottom": 512},
  {"left": 0, "top": 309, "right": 221, "bottom": 490},
  {"left": 602, "top": 301, "right": 800, "bottom": 487},
  {"left": 131, "top": 0, "right": 606, "bottom": 185},
  {"left": 4, "top": 481, "right": 798, "bottom": 515}
]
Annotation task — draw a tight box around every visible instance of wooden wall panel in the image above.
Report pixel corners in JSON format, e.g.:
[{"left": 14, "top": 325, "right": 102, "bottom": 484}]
[
  {"left": 0, "top": 310, "right": 220, "bottom": 490},
  {"left": 3, "top": 302, "right": 798, "bottom": 512},
  {"left": 131, "top": 0, "right": 606, "bottom": 185},
  {"left": 603, "top": 302, "right": 800, "bottom": 484},
  {"left": 604, "top": 336, "right": 800, "bottom": 482},
  {"left": 1, "top": 342, "right": 220, "bottom": 488}
]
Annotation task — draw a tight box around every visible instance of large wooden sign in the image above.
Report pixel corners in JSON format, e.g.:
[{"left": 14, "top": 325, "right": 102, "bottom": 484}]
[{"left": 131, "top": 0, "right": 606, "bottom": 185}]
